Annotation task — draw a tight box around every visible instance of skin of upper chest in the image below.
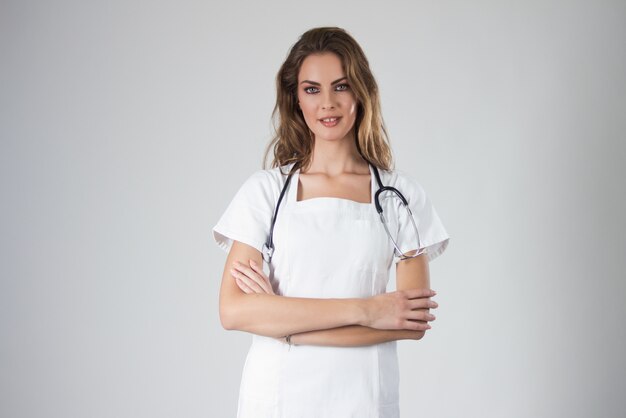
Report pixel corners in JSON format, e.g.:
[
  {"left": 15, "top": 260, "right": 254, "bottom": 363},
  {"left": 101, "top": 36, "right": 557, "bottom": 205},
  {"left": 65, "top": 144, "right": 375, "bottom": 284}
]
[{"left": 297, "top": 171, "right": 372, "bottom": 203}]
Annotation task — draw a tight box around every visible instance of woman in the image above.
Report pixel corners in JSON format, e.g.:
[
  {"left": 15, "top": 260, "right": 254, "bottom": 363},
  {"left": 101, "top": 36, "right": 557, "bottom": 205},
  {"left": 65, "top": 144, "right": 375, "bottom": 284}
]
[{"left": 213, "top": 26, "right": 450, "bottom": 418}]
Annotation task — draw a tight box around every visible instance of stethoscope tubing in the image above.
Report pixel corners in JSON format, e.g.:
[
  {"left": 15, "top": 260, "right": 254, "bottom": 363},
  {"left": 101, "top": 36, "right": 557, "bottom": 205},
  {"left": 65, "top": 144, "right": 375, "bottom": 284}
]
[{"left": 262, "top": 162, "right": 423, "bottom": 266}]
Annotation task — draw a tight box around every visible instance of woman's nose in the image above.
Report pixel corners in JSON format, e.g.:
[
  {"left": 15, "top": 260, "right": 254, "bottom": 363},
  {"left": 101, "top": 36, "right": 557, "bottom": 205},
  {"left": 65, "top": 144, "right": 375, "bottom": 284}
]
[{"left": 321, "top": 90, "right": 336, "bottom": 110}]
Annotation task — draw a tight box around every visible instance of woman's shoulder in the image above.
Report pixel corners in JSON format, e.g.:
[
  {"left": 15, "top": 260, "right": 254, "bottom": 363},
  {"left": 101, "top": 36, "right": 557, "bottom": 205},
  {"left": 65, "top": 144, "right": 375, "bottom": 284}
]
[
  {"left": 376, "top": 166, "right": 426, "bottom": 196},
  {"left": 236, "top": 162, "right": 295, "bottom": 202},
  {"left": 244, "top": 162, "right": 294, "bottom": 186}
]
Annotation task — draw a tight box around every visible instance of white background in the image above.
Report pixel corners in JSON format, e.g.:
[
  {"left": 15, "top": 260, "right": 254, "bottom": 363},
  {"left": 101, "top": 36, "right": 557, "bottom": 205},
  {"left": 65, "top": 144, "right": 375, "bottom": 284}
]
[{"left": 1, "top": 1, "right": 625, "bottom": 417}]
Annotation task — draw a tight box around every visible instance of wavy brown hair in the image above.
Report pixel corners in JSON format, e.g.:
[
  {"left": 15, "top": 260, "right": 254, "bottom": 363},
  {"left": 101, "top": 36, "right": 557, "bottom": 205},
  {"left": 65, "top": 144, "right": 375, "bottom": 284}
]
[{"left": 262, "top": 26, "right": 394, "bottom": 175}]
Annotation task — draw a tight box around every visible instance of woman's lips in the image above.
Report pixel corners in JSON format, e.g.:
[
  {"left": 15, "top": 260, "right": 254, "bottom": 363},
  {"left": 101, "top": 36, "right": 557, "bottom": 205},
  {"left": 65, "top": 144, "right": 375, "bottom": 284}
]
[{"left": 319, "top": 117, "right": 341, "bottom": 127}]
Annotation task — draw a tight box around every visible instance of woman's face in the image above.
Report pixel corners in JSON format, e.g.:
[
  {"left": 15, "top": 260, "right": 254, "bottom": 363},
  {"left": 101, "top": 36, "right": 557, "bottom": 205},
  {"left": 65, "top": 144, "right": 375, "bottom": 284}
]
[{"left": 297, "top": 52, "right": 358, "bottom": 144}]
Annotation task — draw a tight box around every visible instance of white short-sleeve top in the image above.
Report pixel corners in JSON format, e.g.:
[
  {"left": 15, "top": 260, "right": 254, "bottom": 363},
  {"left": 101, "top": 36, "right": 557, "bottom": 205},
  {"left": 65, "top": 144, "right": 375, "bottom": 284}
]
[
  {"left": 212, "top": 162, "right": 450, "bottom": 417},
  {"left": 213, "top": 162, "right": 450, "bottom": 264}
]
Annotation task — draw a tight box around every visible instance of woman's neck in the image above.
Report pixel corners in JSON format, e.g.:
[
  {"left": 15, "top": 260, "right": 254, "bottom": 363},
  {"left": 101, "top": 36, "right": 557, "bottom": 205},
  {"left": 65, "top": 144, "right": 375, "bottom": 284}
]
[{"left": 304, "top": 136, "right": 368, "bottom": 176}]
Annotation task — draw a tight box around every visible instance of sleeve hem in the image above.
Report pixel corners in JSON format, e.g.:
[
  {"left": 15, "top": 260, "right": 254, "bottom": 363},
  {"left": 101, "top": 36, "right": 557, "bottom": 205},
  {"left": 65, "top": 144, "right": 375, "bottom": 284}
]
[
  {"left": 212, "top": 225, "right": 265, "bottom": 255},
  {"left": 394, "top": 235, "right": 450, "bottom": 264}
]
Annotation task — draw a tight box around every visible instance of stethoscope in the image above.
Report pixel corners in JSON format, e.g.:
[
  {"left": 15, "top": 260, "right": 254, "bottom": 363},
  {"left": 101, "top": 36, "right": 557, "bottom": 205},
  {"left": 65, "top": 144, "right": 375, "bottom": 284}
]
[{"left": 261, "top": 162, "right": 424, "bottom": 269}]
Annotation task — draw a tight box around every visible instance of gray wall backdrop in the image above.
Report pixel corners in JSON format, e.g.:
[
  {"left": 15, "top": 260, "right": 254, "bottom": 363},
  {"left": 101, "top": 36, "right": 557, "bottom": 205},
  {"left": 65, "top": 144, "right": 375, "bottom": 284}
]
[{"left": 1, "top": 1, "right": 625, "bottom": 417}]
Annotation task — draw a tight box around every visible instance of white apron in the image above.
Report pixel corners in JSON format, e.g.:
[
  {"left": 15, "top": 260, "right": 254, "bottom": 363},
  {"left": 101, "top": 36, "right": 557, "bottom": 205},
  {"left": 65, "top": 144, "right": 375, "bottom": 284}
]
[{"left": 236, "top": 163, "right": 401, "bottom": 418}]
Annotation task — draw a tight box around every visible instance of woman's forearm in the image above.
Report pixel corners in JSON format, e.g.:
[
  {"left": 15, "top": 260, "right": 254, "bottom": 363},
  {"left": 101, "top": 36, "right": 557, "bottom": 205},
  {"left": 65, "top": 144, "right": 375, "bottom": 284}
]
[
  {"left": 289, "top": 325, "right": 425, "bottom": 347},
  {"left": 224, "top": 259, "right": 434, "bottom": 341},
  {"left": 223, "top": 292, "right": 370, "bottom": 338}
]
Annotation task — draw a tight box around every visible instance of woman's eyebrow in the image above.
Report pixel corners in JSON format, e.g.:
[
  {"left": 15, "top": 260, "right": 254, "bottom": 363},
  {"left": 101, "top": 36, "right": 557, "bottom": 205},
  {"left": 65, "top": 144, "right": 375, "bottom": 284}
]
[{"left": 300, "top": 76, "right": 347, "bottom": 86}]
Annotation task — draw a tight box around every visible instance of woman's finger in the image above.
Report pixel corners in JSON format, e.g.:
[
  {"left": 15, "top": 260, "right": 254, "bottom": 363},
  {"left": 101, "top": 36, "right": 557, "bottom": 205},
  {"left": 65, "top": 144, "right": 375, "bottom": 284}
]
[
  {"left": 409, "top": 297, "right": 438, "bottom": 310},
  {"left": 235, "top": 277, "right": 253, "bottom": 294},
  {"left": 249, "top": 260, "right": 275, "bottom": 295},
  {"left": 231, "top": 267, "right": 265, "bottom": 293},
  {"left": 233, "top": 261, "right": 273, "bottom": 294},
  {"left": 231, "top": 270, "right": 250, "bottom": 293},
  {"left": 407, "top": 309, "right": 436, "bottom": 322},
  {"left": 405, "top": 319, "right": 431, "bottom": 331}
]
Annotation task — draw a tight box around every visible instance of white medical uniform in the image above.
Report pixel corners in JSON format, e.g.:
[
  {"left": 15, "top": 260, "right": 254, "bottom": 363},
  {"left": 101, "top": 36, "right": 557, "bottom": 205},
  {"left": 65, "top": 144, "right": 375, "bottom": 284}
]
[{"left": 213, "top": 162, "right": 450, "bottom": 418}]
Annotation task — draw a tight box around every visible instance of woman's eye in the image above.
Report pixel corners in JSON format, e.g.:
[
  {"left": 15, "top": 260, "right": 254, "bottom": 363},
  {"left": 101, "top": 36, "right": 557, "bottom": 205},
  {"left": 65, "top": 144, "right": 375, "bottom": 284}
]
[{"left": 303, "top": 84, "right": 349, "bottom": 94}]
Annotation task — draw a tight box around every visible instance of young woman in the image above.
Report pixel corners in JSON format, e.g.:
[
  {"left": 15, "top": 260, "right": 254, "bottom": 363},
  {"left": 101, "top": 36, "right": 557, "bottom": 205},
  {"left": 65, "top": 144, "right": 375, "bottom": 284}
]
[{"left": 213, "top": 26, "right": 450, "bottom": 418}]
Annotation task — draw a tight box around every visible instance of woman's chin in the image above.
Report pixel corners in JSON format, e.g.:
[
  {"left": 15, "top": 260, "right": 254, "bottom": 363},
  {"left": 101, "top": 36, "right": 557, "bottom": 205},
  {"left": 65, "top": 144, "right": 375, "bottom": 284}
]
[{"left": 314, "top": 132, "right": 352, "bottom": 143}]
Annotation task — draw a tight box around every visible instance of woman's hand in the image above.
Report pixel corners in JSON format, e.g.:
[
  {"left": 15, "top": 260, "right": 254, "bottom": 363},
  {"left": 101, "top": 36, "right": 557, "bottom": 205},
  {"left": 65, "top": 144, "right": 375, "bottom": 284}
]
[
  {"left": 231, "top": 260, "right": 285, "bottom": 343},
  {"left": 364, "top": 288, "right": 438, "bottom": 331},
  {"left": 230, "top": 259, "right": 276, "bottom": 295}
]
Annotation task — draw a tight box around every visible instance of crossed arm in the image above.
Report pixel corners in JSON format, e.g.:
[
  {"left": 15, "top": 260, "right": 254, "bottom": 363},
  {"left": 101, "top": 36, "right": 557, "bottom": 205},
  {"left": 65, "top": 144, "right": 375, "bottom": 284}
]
[{"left": 221, "top": 242, "right": 437, "bottom": 347}]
